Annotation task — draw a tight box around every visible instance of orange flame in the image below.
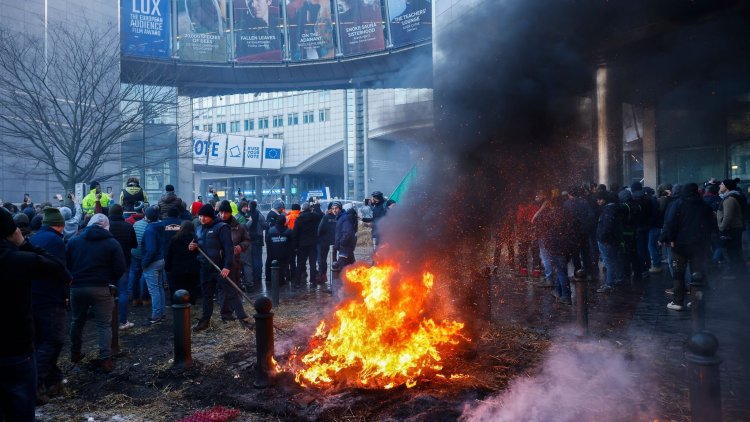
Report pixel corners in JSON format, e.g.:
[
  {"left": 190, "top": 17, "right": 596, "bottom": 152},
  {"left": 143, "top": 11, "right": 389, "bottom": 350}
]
[{"left": 292, "top": 263, "right": 466, "bottom": 389}]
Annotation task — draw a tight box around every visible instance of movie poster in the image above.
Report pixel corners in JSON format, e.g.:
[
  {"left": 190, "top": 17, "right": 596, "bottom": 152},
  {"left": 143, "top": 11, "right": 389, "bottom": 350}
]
[
  {"left": 176, "top": 0, "right": 229, "bottom": 62},
  {"left": 233, "top": 0, "right": 283, "bottom": 62},
  {"left": 121, "top": 0, "right": 171, "bottom": 58},
  {"left": 387, "top": 0, "right": 431, "bottom": 47},
  {"left": 286, "top": 0, "right": 336, "bottom": 61},
  {"left": 336, "top": 0, "right": 385, "bottom": 56}
]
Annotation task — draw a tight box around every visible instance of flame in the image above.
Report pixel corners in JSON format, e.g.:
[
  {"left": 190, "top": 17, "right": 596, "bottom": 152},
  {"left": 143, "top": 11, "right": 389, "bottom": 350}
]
[{"left": 292, "top": 263, "right": 466, "bottom": 389}]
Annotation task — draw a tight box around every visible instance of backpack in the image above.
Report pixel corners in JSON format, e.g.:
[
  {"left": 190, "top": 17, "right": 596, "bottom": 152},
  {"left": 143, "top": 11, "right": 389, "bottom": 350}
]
[{"left": 621, "top": 200, "right": 642, "bottom": 232}]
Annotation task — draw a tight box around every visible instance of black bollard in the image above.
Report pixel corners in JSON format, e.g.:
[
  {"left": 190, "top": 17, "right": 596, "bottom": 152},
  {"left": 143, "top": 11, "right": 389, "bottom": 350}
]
[
  {"left": 573, "top": 270, "right": 589, "bottom": 336},
  {"left": 172, "top": 289, "right": 192, "bottom": 368},
  {"left": 270, "top": 260, "right": 280, "bottom": 307},
  {"left": 690, "top": 272, "right": 705, "bottom": 333},
  {"left": 253, "top": 296, "right": 275, "bottom": 388},
  {"left": 686, "top": 332, "right": 722, "bottom": 422},
  {"left": 331, "top": 261, "right": 342, "bottom": 299},
  {"left": 109, "top": 284, "right": 121, "bottom": 355}
]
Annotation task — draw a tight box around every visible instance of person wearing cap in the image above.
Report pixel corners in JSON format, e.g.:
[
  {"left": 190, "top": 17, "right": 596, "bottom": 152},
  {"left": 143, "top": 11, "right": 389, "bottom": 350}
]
[
  {"left": 189, "top": 204, "right": 236, "bottom": 332},
  {"left": 0, "top": 207, "right": 69, "bottom": 419},
  {"left": 158, "top": 185, "right": 182, "bottom": 220},
  {"left": 267, "top": 199, "right": 286, "bottom": 228},
  {"left": 717, "top": 178, "right": 747, "bottom": 277},
  {"left": 215, "top": 201, "right": 253, "bottom": 327},
  {"left": 66, "top": 214, "right": 127, "bottom": 372},
  {"left": 81, "top": 181, "right": 111, "bottom": 215},
  {"left": 369, "top": 191, "right": 388, "bottom": 251},
  {"left": 120, "top": 177, "right": 147, "bottom": 212},
  {"left": 28, "top": 207, "right": 71, "bottom": 404},
  {"left": 141, "top": 206, "right": 168, "bottom": 325}
]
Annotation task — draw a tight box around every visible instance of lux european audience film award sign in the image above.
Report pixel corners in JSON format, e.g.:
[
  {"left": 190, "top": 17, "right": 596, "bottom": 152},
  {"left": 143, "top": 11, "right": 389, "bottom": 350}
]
[{"left": 121, "top": 0, "right": 172, "bottom": 58}]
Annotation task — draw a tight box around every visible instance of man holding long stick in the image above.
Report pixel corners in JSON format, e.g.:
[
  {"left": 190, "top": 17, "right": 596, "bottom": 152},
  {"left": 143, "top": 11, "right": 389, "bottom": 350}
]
[{"left": 189, "top": 204, "right": 252, "bottom": 332}]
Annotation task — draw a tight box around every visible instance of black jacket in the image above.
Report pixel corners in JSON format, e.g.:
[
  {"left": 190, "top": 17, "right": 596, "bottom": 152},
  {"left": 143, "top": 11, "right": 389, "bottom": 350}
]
[
  {"left": 317, "top": 212, "right": 337, "bottom": 246},
  {"left": 335, "top": 208, "right": 358, "bottom": 258},
  {"left": 29, "top": 226, "right": 70, "bottom": 309},
  {"left": 165, "top": 233, "right": 201, "bottom": 275},
  {"left": 0, "top": 239, "right": 69, "bottom": 356},
  {"left": 293, "top": 210, "right": 322, "bottom": 248},
  {"left": 660, "top": 194, "right": 716, "bottom": 247},
  {"left": 158, "top": 191, "right": 182, "bottom": 220},
  {"left": 266, "top": 224, "right": 294, "bottom": 260},
  {"left": 109, "top": 214, "right": 138, "bottom": 266},
  {"left": 596, "top": 203, "right": 623, "bottom": 245},
  {"left": 66, "top": 225, "right": 127, "bottom": 288},
  {"left": 195, "top": 219, "right": 233, "bottom": 270}
]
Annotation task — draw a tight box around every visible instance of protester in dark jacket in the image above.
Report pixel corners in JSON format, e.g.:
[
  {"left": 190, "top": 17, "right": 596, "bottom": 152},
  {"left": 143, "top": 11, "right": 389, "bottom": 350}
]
[
  {"left": 141, "top": 205, "right": 169, "bottom": 324},
  {"left": 317, "top": 203, "right": 338, "bottom": 284},
  {"left": 564, "top": 187, "right": 596, "bottom": 276},
  {"left": 266, "top": 214, "right": 295, "bottom": 285},
  {"left": 595, "top": 192, "right": 623, "bottom": 292},
  {"left": 334, "top": 204, "right": 358, "bottom": 269},
  {"left": 107, "top": 205, "right": 138, "bottom": 329},
  {"left": 0, "top": 208, "right": 69, "bottom": 420},
  {"left": 165, "top": 221, "right": 201, "bottom": 305},
  {"left": 120, "top": 177, "right": 147, "bottom": 212},
  {"left": 534, "top": 197, "right": 577, "bottom": 304},
  {"left": 157, "top": 185, "right": 182, "bottom": 220},
  {"left": 293, "top": 202, "right": 323, "bottom": 285},
  {"left": 216, "top": 200, "right": 251, "bottom": 323},
  {"left": 245, "top": 200, "right": 265, "bottom": 289},
  {"left": 66, "top": 214, "right": 126, "bottom": 372}
]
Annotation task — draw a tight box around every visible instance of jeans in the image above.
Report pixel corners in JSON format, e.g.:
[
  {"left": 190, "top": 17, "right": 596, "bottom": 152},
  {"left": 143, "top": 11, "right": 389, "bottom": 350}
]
[
  {"left": 0, "top": 354, "right": 36, "bottom": 422},
  {"left": 70, "top": 286, "right": 113, "bottom": 359},
  {"left": 549, "top": 254, "right": 571, "bottom": 299},
  {"left": 539, "top": 240, "right": 554, "bottom": 280},
  {"left": 251, "top": 242, "right": 263, "bottom": 285},
  {"left": 117, "top": 271, "right": 129, "bottom": 324},
  {"left": 318, "top": 243, "right": 333, "bottom": 280},
  {"left": 199, "top": 264, "right": 247, "bottom": 322},
  {"left": 722, "top": 228, "right": 747, "bottom": 275},
  {"left": 598, "top": 241, "right": 622, "bottom": 287},
  {"left": 34, "top": 306, "right": 66, "bottom": 389},
  {"left": 671, "top": 243, "right": 710, "bottom": 306},
  {"left": 647, "top": 228, "right": 662, "bottom": 268},
  {"left": 143, "top": 259, "right": 166, "bottom": 319},
  {"left": 128, "top": 256, "right": 148, "bottom": 300}
]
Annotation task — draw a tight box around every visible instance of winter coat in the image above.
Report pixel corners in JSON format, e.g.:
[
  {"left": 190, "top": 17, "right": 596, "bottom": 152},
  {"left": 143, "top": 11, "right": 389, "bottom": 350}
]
[
  {"left": 717, "top": 192, "right": 744, "bottom": 232},
  {"left": 165, "top": 233, "right": 200, "bottom": 275},
  {"left": 60, "top": 204, "right": 83, "bottom": 242},
  {"left": 266, "top": 209, "right": 283, "bottom": 229},
  {"left": 660, "top": 194, "right": 715, "bottom": 247},
  {"left": 286, "top": 210, "right": 301, "bottom": 230},
  {"left": 125, "top": 212, "right": 144, "bottom": 225},
  {"left": 108, "top": 214, "right": 138, "bottom": 266},
  {"left": 0, "top": 239, "right": 69, "bottom": 357},
  {"left": 82, "top": 188, "right": 111, "bottom": 215},
  {"left": 317, "top": 212, "right": 337, "bottom": 247},
  {"left": 371, "top": 202, "right": 388, "bottom": 238},
  {"left": 29, "top": 226, "right": 70, "bottom": 310},
  {"left": 224, "top": 216, "right": 251, "bottom": 275},
  {"left": 564, "top": 197, "right": 596, "bottom": 236},
  {"left": 131, "top": 219, "right": 148, "bottom": 259},
  {"left": 266, "top": 224, "right": 294, "bottom": 260},
  {"left": 293, "top": 210, "right": 322, "bottom": 248},
  {"left": 536, "top": 206, "right": 578, "bottom": 256},
  {"left": 596, "top": 202, "right": 623, "bottom": 245},
  {"left": 66, "top": 225, "right": 127, "bottom": 288},
  {"left": 195, "top": 219, "right": 233, "bottom": 270},
  {"left": 246, "top": 208, "right": 265, "bottom": 244},
  {"left": 158, "top": 191, "right": 182, "bottom": 220},
  {"left": 334, "top": 208, "right": 358, "bottom": 258},
  {"left": 142, "top": 217, "right": 182, "bottom": 268},
  {"left": 120, "top": 186, "right": 147, "bottom": 212}
]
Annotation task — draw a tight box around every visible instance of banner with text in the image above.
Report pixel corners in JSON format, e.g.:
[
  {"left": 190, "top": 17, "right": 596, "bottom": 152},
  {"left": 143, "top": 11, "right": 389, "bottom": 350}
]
[
  {"left": 176, "top": 0, "right": 229, "bottom": 61},
  {"left": 121, "top": 0, "right": 171, "bottom": 58},
  {"left": 192, "top": 131, "right": 211, "bottom": 165},
  {"left": 338, "top": 0, "right": 386, "bottom": 56},
  {"left": 244, "top": 137, "right": 263, "bottom": 168},
  {"left": 233, "top": 0, "right": 283, "bottom": 63},
  {"left": 286, "top": 0, "right": 336, "bottom": 61},
  {"left": 225, "top": 135, "right": 245, "bottom": 167},
  {"left": 207, "top": 133, "right": 227, "bottom": 166},
  {"left": 387, "top": 0, "right": 431, "bottom": 47},
  {"left": 261, "top": 138, "right": 283, "bottom": 169}
]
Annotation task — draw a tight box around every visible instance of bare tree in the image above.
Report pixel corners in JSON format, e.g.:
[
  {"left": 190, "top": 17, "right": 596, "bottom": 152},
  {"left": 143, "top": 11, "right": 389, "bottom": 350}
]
[{"left": 0, "top": 23, "right": 181, "bottom": 194}]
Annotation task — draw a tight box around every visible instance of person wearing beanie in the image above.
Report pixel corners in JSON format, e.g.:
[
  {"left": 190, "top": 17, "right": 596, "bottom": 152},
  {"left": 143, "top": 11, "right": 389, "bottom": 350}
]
[
  {"left": 13, "top": 213, "right": 32, "bottom": 237},
  {"left": 215, "top": 200, "right": 252, "bottom": 327},
  {"left": 265, "top": 214, "right": 294, "bottom": 288},
  {"left": 81, "top": 180, "right": 111, "bottom": 215},
  {"left": 266, "top": 199, "right": 285, "bottom": 229},
  {"left": 106, "top": 205, "right": 138, "bottom": 330},
  {"left": 139, "top": 205, "right": 171, "bottom": 326},
  {"left": 595, "top": 189, "right": 624, "bottom": 293},
  {"left": 293, "top": 201, "right": 323, "bottom": 287},
  {"left": 369, "top": 191, "right": 388, "bottom": 251},
  {"left": 718, "top": 178, "right": 747, "bottom": 277},
  {"left": 158, "top": 185, "right": 182, "bottom": 220},
  {"left": 120, "top": 177, "right": 147, "bottom": 212},
  {"left": 0, "top": 207, "right": 69, "bottom": 418},
  {"left": 189, "top": 201, "right": 236, "bottom": 332},
  {"left": 148, "top": 203, "right": 185, "bottom": 314},
  {"left": 66, "top": 212, "right": 126, "bottom": 373},
  {"left": 245, "top": 200, "right": 265, "bottom": 289}
]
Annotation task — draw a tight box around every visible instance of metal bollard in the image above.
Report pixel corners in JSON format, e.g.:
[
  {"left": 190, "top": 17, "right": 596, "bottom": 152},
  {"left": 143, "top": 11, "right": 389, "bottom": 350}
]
[
  {"left": 253, "top": 296, "right": 275, "bottom": 388},
  {"left": 109, "top": 284, "right": 121, "bottom": 355},
  {"left": 331, "top": 261, "right": 342, "bottom": 299},
  {"left": 573, "top": 270, "right": 589, "bottom": 336},
  {"left": 270, "top": 260, "right": 280, "bottom": 307},
  {"left": 172, "top": 289, "right": 192, "bottom": 368},
  {"left": 686, "top": 332, "right": 722, "bottom": 422},
  {"left": 690, "top": 272, "right": 705, "bottom": 333}
]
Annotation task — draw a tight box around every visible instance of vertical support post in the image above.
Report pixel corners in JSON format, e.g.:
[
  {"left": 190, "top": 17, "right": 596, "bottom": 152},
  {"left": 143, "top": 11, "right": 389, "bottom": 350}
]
[
  {"left": 686, "top": 332, "right": 722, "bottom": 422},
  {"left": 109, "top": 284, "right": 120, "bottom": 355},
  {"left": 573, "top": 270, "right": 589, "bottom": 336},
  {"left": 331, "top": 261, "right": 342, "bottom": 301},
  {"left": 253, "top": 296, "right": 275, "bottom": 388},
  {"left": 172, "top": 289, "right": 192, "bottom": 368},
  {"left": 690, "top": 272, "right": 705, "bottom": 333},
  {"left": 270, "top": 260, "right": 280, "bottom": 307}
]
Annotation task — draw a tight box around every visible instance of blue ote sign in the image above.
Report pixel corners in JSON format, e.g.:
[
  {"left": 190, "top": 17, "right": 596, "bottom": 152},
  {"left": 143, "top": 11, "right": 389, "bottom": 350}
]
[{"left": 121, "top": 0, "right": 171, "bottom": 58}]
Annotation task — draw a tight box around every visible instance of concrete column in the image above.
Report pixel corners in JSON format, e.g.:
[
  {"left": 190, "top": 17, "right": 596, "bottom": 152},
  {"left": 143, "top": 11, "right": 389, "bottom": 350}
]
[
  {"left": 255, "top": 176, "right": 262, "bottom": 203},
  {"left": 595, "top": 63, "right": 623, "bottom": 188},
  {"left": 176, "top": 95, "right": 195, "bottom": 200},
  {"left": 283, "top": 174, "right": 292, "bottom": 204},
  {"left": 642, "top": 105, "right": 658, "bottom": 187}
]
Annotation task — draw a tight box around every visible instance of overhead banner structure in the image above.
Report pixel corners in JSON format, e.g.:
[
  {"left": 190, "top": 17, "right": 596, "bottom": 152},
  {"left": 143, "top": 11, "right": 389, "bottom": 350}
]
[
  {"left": 207, "top": 133, "right": 227, "bottom": 166},
  {"left": 225, "top": 135, "right": 245, "bottom": 167},
  {"left": 121, "top": 0, "right": 171, "bottom": 58},
  {"left": 387, "top": 0, "right": 431, "bottom": 47},
  {"left": 262, "top": 138, "right": 283, "bottom": 169},
  {"left": 244, "top": 137, "right": 263, "bottom": 168},
  {"left": 233, "top": 0, "right": 283, "bottom": 63},
  {"left": 286, "top": 0, "right": 336, "bottom": 61},
  {"left": 337, "top": 0, "right": 386, "bottom": 56},
  {"left": 192, "top": 131, "right": 212, "bottom": 165},
  {"left": 176, "top": 0, "right": 229, "bottom": 61}
]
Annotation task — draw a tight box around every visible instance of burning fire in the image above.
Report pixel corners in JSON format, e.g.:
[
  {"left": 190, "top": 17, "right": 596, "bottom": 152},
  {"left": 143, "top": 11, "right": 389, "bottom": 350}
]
[{"left": 292, "top": 263, "right": 466, "bottom": 389}]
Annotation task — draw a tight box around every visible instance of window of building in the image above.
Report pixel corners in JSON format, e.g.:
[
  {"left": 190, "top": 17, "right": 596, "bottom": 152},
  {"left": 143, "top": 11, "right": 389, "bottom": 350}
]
[
  {"left": 216, "top": 106, "right": 226, "bottom": 117},
  {"left": 303, "top": 110, "right": 314, "bottom": 124},
  {"left": 273, "top": 114, "right": 284, "bottom": 128},
  {"left": 193, "top": 125, "right": 200, "bottom": 131},
  {"left": 287, "top": 112, "right": 299, "bottom": 126},
  {"left": 272, "top": 132, "right": 283, "bottom": 139},
  {"left": 230, "top": 121, "right": 240, "bottom": 133},
  {"left": 216, "top": 122, "right": 227, "bottom": 133},
  {"left": 258, "top": 117, "right": 269, "bottom": 129},
  {"left": 203, "top": 124, "right": 213, "bottom": 132},
  {"left": 244, "top": 118, "right": 254, "bottom": 131},
  {"left": 319, "top": 108, "right": 330, "bottom": 122}
]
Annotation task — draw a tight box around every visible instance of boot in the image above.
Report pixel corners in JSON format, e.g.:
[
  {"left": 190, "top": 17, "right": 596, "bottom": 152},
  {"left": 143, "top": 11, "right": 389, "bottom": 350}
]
[{"left": 192, "top": 319, "right": 210, "bottom": 332}]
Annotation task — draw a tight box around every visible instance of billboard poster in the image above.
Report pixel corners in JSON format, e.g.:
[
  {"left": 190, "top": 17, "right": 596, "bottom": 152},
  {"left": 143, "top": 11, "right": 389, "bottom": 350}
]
[
  {"left": 261, "top": 138, "right": 283, "bottom": 169},
  {"left": 233, "top": 0, "right": 283, "bottom": 63},
  {"left": 244, "top": 137, "right": 263, "bottom": 168},
  {"left": 225, "top": 135, "right": 245, "bottom": 167},
  {"left": 176, "top": 0, "right": 229, "bottom": 61},
  {"left": 387, "top": 0, "right": 431, "bottom": 47},
  {"left": 207, "top": 133, "right": 227, "bottom": 166},
  {"left": 286, "top": 0, "right": 336, "bottom": 61},
  {"left": 336, "top": 0, "right": 385, "bottom": 56},
  {"left": 121, "top": 0, "right": 171, "bottom": 58},
  {"left": 192, "top": 131, "right": 211, "bottom": 165}
]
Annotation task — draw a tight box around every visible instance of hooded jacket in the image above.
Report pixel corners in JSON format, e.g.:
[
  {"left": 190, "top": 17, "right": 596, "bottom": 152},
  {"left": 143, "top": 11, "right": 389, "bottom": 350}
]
[
  {"left": 293, "top": 209, "right": 322, "bottom": 248},
  {"left": 596, "top": 202, "right": 623, "bottom": 244},
  {"left": 334, "top": 208, "right": 358, "bottom": 258},
  {"left": 158, "top": 191, "right": 182, "bottom": 220},
  {"left": 317, "top": 212, "right": 337, "bottom": 247},
  {"left": 120, "top": 185, "right": 147, "bottom": 212},
  {"left": 717, "top": 191, "right": 744, "bottom": 232},
  {"left": 660, "top": 190, "right": 716, "bottom": 246},
  {"left": 29, "top": 226, "right": 70, "bottom": 309},
  {"left": 82, "top": 188, "right": 111, "bottom": 215},
  {"left": 66, "top": 225, "right": 127, "bottom": 287},
  {"left": 60, "top": 204, "right": 83, "bottom": 242},
  {"left": 266, "top": 221, "right": 294, "bottom": 260},
  {"left": 109, "top": 214, "right": 138, "bottom": 266}
]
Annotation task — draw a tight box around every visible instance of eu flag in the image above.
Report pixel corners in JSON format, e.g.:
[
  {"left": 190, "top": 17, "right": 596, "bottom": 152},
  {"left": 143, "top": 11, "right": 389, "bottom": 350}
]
[{"left": 265, "top": 148, "right": 281, "bottom": 159}]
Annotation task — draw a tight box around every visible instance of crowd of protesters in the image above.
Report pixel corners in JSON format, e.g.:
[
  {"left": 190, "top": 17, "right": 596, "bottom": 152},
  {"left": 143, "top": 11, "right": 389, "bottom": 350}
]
[{"left": 495, "top": 178, "right": 749, "bottom": 310}]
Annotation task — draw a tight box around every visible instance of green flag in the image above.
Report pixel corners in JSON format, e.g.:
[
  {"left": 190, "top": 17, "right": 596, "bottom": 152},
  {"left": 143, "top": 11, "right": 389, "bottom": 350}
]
[{"left": 389, "top": 165, "right": 417, "bottom": 203}]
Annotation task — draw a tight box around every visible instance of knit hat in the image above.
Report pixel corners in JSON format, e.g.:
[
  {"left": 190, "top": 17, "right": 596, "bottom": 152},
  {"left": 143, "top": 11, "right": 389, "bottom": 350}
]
[
  {"left": 291, "top": 203, "right": 301, "bottom": 211},
  {"left": 87, "top": 213, "right": 110, "bottom": 231},
  {"left": 165, "top": 184, "right": 175, "bottom": 192},
  {"left": 618, "top": 189, "right": 632, "bottom": 203},
  {"left": 272, "top": 199, "right": 285, "bottom": 211},
  {"left": 13, "top": 213, "right": 29, "bottom": 226},
  {"left": 198, "top": 203, "right": 215, "bottom": 217},
  {"left": 722, "top": 179, "right": 737, "bottom": 191},
  {"left": 330, "top": 201, "right": 343, "bottom": 209},
  {"left": 630, "top": 181, "right": 643, "bottom": 192},
  {"left": 89, "top": 180, "right": 99, "bottom": 189},
  {"left": 42, "top": 208, "right": 65, "bottom": 226},
  {"left": 275, "top": 214, "right": 287, "bottom": 227},
  {"left": 682, "top": 183, "right": 700, "bottom": 199},
  {"left": 371, "top": 191, "right": 384, "bottom": 200},
  {"left": 0, "top": 207, "right": 17, "bottom": 238},
  {"left": 145, "top": 205, "right": 160, "bottom": 222},
  {"left": 134, "top": 201, "right": 145, "bottom": 212},
  {"left": 301, "top": 202, "right": 311, "bottom": 211},
  {"left": 109, "top": 204, "right": 124, "bottom": 217},
  {"left": 218, "top": 200, "right": 233, "bottom": 213}
]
